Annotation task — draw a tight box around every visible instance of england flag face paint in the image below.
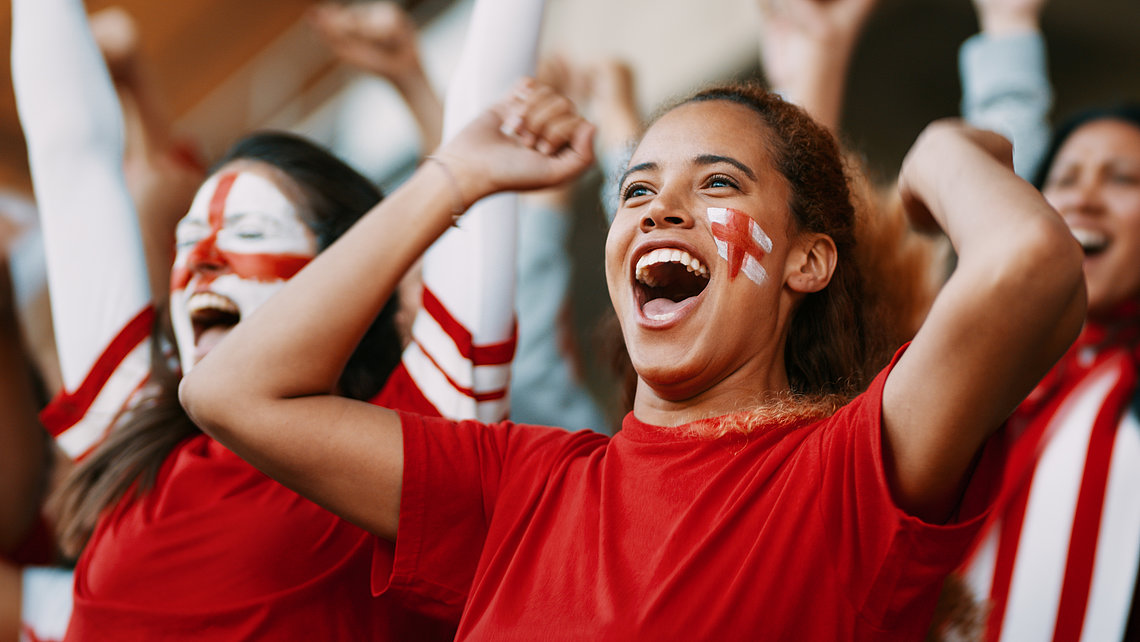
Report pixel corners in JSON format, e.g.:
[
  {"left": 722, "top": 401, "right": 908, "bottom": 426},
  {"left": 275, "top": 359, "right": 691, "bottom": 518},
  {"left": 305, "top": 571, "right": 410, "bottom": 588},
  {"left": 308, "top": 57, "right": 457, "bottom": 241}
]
[
  {"left": 707, "top": 207, "right": 773, "bottom": 286},
  {"left": 169, "top": 169, "right": 317, "bottom": 373}
]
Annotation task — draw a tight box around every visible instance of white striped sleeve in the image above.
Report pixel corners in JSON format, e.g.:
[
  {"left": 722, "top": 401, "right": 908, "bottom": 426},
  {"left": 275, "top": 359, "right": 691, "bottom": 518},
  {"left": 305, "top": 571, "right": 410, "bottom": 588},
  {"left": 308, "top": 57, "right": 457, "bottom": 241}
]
[
  {"left": 12, "top": 0, "right": 153, "bottom": 456},
  {"left": 409, "top": 0, "right": 547, "bottom": 422}
]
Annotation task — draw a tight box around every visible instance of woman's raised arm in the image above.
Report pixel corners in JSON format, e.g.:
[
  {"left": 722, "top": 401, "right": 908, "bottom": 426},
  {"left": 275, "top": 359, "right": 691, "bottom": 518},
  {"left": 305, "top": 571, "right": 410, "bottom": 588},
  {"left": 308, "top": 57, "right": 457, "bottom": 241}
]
[
  {"left": 180, "top": 84, "right": 594, "bottom": 539},
  {"left": 882, "top": 121, "right": 1085, "bottom": 523},
  {"left": 12, "top": 0, "right": 153, "bottom": 459}
]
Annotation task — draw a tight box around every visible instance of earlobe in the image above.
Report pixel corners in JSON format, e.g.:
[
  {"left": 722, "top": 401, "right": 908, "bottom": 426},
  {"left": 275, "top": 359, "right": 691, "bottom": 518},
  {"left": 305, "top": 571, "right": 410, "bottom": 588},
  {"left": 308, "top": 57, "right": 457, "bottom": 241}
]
[{"left": 786, "top": 234, "right": 838, "bottom": 294}]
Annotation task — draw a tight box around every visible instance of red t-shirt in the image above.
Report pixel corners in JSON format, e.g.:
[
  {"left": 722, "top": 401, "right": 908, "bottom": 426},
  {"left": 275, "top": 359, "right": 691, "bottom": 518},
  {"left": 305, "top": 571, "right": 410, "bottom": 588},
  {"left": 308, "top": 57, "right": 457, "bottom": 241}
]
[
  {"left": 63, "top": 364, "right": 453, "bottom": 641},
  {"left": 379, "top": 356, "right": 1001, "bottom": 640}
]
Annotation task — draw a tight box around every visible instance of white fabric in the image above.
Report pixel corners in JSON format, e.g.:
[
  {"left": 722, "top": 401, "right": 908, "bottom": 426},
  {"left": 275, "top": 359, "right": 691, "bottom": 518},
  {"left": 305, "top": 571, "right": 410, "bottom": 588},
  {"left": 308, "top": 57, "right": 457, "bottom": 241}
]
[
  {"left": 962, "top": 362, "right": 1140, "bottom": 641},
  {"left": 412, "top": 0, "right": 547, "bottom": 422},
  {"left": 12, "top": 0, "right": 150, "bottom": 394},
  {"left": 959, "top": 32, "right": 1052, "bottom": 182},
  {"left": 20, "top": 566, "right": 73, "bottom": 642}
]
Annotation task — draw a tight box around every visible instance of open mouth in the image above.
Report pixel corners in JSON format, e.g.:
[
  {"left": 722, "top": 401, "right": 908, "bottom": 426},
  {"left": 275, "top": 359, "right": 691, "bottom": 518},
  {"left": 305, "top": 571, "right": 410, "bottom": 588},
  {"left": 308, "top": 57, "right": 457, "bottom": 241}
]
[
  {"left": 1070, "top": 227, "right": 1110, "bottom": 257},
  {"left": 188, "top": 291, "right": 241, "bottom": 341},
  {"left": 634, "top": 247, "right": 710, "bottom": 321}
]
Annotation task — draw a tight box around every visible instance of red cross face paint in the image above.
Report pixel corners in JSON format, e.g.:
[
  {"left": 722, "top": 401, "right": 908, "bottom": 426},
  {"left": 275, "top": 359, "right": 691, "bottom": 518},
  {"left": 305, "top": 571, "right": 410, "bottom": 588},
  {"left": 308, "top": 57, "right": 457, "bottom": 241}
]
[
  {"left": 169, "top": 169, "right": 317, "bottom": 373},
  {"left": 707, "top": 207, "right": 773, "bottom": 287}
]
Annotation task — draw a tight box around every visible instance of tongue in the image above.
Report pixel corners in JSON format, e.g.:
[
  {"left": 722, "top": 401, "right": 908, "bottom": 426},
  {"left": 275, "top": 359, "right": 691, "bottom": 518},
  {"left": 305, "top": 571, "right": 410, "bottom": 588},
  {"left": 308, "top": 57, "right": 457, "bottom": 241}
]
[
  {"left": 193, "top": 326, "right": 233, "bottom": 363},
  {"left": 643, "top": 297, "right": 687, "bottom": 317}
]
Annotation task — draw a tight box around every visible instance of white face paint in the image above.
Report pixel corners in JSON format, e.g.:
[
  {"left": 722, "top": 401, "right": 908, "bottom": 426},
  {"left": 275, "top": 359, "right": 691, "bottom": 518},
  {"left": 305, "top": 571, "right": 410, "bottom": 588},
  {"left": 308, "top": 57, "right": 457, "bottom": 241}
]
[
  {"left": 707, "top": 207, "right": 773, "bottom": 287},
  {"left": 170, "top": 169, "right": 317, "bottom": 374}
]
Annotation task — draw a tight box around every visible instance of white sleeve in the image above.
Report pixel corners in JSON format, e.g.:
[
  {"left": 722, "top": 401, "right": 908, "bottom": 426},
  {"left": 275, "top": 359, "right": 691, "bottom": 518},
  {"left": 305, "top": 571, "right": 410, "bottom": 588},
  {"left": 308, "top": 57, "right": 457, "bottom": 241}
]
[
  {"left": 12, "top": 0, "right": 153, "bottom": 457},
  {"left": 20, "top": 566, "right": 74, "bottom": 642},
  {"left": 959, "top": 32, "right": 1053, "bottom": 182},
  {"left": 403, "top": 0, "right": 546, "bottom": 422}
]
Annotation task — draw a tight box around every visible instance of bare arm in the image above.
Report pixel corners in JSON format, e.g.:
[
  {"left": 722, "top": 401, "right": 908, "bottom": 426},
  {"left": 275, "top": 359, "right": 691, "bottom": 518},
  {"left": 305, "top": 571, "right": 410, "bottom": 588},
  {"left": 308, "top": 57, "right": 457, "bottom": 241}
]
[
  {"left": 181, "top": 83, "right": 595, "bottom": 539},
  {"left": 12, "top": 0, "right": 154, "bottom": 460},
  {"left": 92, "top": 6, "right": 206, "bottom": 301},
  {"left": 756, "top": 0, "right": 879, "bottom": 132},
  {"left": 310, "top": 1, "right": 444, "bottom": 153},
  {"left": 882, "top": 122, "right": 1085, "bottom": 522}
]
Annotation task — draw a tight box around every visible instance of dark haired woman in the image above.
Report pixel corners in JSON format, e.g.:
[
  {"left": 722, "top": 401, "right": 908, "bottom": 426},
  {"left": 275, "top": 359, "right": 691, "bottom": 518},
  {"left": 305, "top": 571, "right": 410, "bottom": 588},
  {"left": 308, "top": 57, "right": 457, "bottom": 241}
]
[
  {"left": 955, "top": 105, "right": 1140, "bottom": 642},
  {"left": 11, "top": 0, "right": 545, "bottom": 637},
  {"left": 183, "top": 74, "right": 1086, "bottom": 639}
]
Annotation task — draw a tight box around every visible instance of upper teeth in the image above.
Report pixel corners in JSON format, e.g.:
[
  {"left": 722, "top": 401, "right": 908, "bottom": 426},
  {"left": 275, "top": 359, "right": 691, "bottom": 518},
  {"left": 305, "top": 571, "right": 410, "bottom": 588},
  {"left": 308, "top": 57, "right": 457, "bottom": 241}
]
[
  {"left": 635, "top": 248, "right": 709, "bottom": 287},
  {"left": 187, "top": 292, "right": 239, "bottom": 315},
  {"left": 1070, "top": 227, "right": 1108, "bottom": 251}
]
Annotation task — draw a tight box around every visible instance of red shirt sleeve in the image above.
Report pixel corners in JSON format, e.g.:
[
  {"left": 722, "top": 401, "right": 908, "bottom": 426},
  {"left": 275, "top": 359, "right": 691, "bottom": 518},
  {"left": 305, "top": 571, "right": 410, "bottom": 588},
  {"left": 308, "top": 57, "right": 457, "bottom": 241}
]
[
  {"left": 374, "top": 412, "right": 590, "bottom": 620},
  {"left": 814, "top": 343, "right": 1004, "bottom": 630}
]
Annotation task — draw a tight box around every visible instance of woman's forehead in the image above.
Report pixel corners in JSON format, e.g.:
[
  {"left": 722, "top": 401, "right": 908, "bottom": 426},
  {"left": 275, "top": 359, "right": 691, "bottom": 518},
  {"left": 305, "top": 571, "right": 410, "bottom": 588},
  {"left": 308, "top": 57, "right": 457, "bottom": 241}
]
[
  {"left": 184, "top": 166, "right": 302, "bottom": 225},
  {"left": 630, "top": 101, "right": 772, "bottom": 169},
  {"left": 1054, "top": 118, "right": 1140, "bottom": 165}
]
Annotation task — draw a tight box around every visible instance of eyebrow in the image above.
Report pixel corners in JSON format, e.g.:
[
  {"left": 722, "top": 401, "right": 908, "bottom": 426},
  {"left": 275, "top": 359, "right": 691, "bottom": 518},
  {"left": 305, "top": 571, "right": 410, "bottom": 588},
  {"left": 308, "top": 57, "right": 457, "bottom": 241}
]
[
  {"left": 695, "top": 154, "right": 757, "bottom": 181},
  {"left": 617, "top": 155, "right": 758, "bottom": 190},
  {"left": 618, "top": 162, "right": 658, "bottom": 190}
]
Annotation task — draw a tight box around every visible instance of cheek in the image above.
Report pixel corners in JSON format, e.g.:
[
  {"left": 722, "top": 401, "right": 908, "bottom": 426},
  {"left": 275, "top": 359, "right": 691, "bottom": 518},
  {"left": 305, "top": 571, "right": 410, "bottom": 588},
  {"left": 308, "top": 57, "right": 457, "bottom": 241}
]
[
  {"left": 603, "top": 220, "right": 633, "bottom": 287},
  {"left": 170, "top": 250, "right": 194, "bottom": 291},
  {"left": 223, "top": 251, "right": 312, "bottom": 281},
  {"left": 707, "top": 207, "right": 774, "bottom": 287}
]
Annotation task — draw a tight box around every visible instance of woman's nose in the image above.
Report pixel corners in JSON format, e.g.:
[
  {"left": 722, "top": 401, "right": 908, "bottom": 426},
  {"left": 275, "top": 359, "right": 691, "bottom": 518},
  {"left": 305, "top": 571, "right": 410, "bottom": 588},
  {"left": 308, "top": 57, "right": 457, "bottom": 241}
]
[
  {"left": 1053, "top": 176, "right": 1106, "bottom": 217},
  {"left": 185, "top": 235, "right": 228, "bottom": 275},
  {"left": 640, "top": 194, "right": 696, "bottom": 232}
]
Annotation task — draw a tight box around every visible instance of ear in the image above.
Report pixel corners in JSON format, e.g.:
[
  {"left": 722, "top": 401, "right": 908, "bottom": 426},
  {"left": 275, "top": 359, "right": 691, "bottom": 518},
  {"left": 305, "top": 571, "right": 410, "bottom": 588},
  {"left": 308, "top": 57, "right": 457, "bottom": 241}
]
[{"left": 785, "top": 233, "right": 837, "bottom": 294}]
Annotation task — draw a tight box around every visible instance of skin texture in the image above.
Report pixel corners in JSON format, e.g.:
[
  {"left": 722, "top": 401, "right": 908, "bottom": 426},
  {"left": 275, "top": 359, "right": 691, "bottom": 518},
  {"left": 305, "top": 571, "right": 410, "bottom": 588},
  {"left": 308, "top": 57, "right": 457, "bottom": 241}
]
[
  {"left": 972, "top": 0, "right": 1046, "bottom": 35},
  {"left": 169, "top": 162, "right": 317, "bottom": 373},
  {"left": 1041, "top": 119, "right": 1140, "bottom": 319},
  {"left": 609, "top": 101, "right": 835, "bottom": 422},
  {"left": 309, "top": 1, "right": 443, "bottom": 153},
  {"left": 181, "top": 84, "right": 1085, "bottom": 543},
  {"left": 757, "top": 0, "right": 879, "bottom": 131},
  {"left": 181, "top": 80, "right": 595, "bottom": 540}
]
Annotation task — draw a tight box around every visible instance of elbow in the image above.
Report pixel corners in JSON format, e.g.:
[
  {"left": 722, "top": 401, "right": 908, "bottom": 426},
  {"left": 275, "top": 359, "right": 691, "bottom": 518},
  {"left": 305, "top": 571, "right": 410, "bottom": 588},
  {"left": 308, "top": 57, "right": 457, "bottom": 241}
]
[
  {"left": 178, "top": 367, "right": 235, "bottom": 442},
  {"left": 1005, "top": 216, "right": 1088, "bottom": 344},
  {"left": 1037, "top": 218, "right": 1087, "bottom": 331}
]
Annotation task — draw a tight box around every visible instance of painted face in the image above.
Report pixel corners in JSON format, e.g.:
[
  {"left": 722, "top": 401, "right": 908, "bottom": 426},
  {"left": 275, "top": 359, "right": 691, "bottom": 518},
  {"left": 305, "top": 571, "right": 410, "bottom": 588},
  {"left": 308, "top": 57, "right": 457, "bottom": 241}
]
[
  {"left": 170, "top": 163, "right": 317, "bottom": 373},
  {"left": 1042, "top": 119, "right": 1140, "bottom": 318},
  {"left": 606, "top": 100, "right": 799, "bottom": 402},
  {"left": 708, "top": 206, "right": 774, "bottom": 286}
]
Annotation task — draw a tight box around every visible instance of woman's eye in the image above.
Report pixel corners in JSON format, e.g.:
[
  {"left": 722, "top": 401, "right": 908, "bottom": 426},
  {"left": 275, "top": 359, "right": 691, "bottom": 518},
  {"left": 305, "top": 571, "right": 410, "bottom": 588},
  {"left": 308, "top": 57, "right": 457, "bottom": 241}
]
[
  {"left": 236, "top": 229, "right": 266, "bottom": 240},
  {"left": 622, "top": 183, "right": 651, "bottom": 202},
  {"left": 175, "top": 224, "right": 209, "bottom": 248},
  {"left": 1110, "top": 172, "right": 1140, "bottom": 185},
  {"left": 1045, "top": 173, "right": 1076, "bottom": 190},
  {"left": 226, "top": 217, "right": 279, "bottom": 241},
  {"left": 706, "top": 174, "right": 739, "bottom": 190}
]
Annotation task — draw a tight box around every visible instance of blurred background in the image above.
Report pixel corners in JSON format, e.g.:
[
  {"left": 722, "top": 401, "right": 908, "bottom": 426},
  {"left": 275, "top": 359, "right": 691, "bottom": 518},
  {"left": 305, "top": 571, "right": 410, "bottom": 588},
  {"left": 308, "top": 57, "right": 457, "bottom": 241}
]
[
  {"left": 1, "top": 0, "right": 1138, "bottom": 411},
  {"left": 0, "top": 0, "right": 1137, "bottom": 190}
]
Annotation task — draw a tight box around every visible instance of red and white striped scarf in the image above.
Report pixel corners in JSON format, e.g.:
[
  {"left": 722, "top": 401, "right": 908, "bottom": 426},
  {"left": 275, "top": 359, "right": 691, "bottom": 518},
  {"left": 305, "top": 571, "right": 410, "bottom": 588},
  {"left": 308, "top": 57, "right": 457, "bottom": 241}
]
[{"left": 961, "top": 306, "right": 1140, "bottom": 641}]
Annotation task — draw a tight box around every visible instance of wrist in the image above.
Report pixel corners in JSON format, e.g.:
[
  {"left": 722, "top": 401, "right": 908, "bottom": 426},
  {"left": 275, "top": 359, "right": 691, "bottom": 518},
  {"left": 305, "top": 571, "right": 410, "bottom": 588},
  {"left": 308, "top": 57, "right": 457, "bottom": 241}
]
[
  {"left": 979, "top": 12, "right": 1040, "bottom": 36},
  {"left": 423, "top": 154, "right": 487, "bottom": 217}
]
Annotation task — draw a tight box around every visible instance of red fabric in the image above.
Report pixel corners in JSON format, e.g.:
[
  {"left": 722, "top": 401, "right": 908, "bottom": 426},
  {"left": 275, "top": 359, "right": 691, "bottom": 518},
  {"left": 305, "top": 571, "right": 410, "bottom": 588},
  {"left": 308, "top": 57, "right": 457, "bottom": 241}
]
[
  {"left": 420, "top": 286, "right": 516, "bottom": 366},
  {"left": 63, "top": 363, "right": 456, "bottom": 641},
  {"left": 967, "top": 309, "right": 1140, "bottom": 642},
  {"left": 378, "top": 349, "right": 1000, "bottom": 640},
  {"left": 1053, "top": 359, "right": 1135, "bottom": 639}
]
